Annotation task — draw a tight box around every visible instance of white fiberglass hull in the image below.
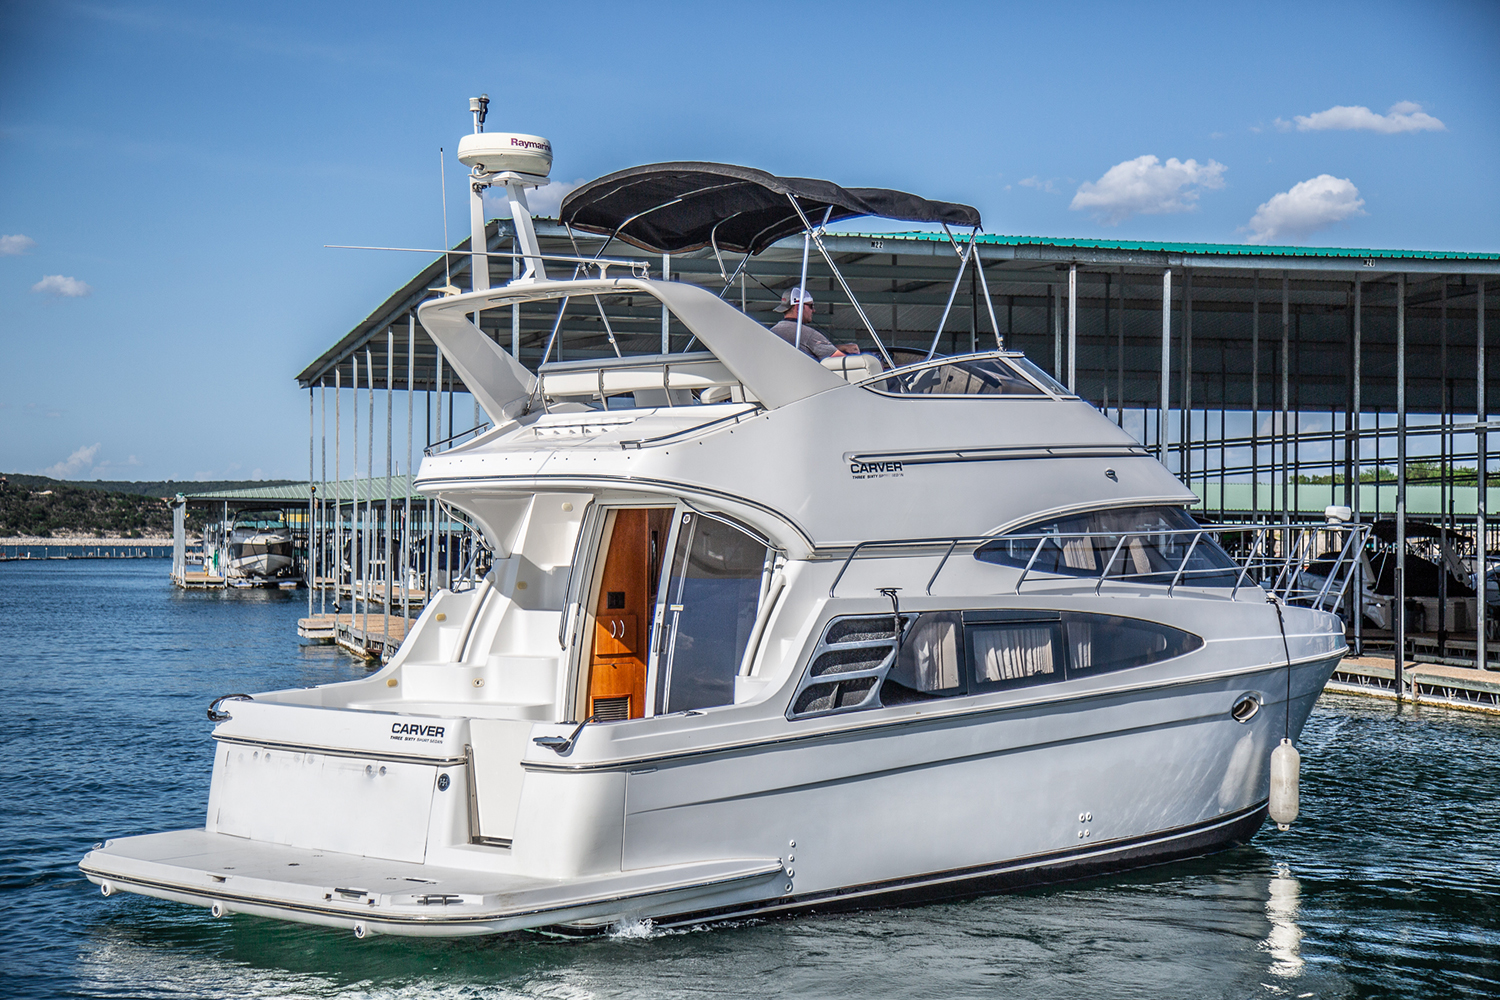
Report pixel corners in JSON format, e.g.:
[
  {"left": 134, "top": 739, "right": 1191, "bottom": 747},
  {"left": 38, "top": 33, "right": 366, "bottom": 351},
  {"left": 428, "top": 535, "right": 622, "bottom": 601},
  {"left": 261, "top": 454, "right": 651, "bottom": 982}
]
[{"left": 80, "top": 651, "right": 1338, "bottom": 935}]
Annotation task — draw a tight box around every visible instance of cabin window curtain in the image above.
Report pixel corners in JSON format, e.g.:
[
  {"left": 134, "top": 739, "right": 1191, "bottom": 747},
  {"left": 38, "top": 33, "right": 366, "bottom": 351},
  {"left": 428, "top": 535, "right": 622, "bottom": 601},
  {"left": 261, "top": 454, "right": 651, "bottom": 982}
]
[
  {"left": 882, "top": 612, "right": 965, "bottom": 700},
  {"left": 970, "top": 624, "right": 1058, "bottom": 684}
]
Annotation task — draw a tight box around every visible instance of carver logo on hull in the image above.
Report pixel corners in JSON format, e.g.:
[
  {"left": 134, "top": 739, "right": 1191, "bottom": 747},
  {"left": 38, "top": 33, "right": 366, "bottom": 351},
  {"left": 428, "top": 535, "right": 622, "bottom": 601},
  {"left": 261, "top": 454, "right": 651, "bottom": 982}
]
[
  {"left": 849, "top": 459, "right": 904, "bottom": 480},
  {"left": 391, "top": 722, "right": 446, "bottom": 744}
]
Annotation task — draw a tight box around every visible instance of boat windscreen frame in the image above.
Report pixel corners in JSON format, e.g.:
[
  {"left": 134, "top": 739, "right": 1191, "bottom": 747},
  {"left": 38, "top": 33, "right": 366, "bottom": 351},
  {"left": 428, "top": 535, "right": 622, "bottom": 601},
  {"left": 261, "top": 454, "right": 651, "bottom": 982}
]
[{"left": 851, "top": 351, "right": 1074, "bottom": 400}]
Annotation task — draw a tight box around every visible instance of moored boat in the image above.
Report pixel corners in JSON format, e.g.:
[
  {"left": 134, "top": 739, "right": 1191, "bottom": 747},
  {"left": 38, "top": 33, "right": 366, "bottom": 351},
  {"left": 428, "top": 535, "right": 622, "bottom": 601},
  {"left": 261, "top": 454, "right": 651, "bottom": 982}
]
[{"left": 81, "top": 117, "right": 1365, "bottom": 937}]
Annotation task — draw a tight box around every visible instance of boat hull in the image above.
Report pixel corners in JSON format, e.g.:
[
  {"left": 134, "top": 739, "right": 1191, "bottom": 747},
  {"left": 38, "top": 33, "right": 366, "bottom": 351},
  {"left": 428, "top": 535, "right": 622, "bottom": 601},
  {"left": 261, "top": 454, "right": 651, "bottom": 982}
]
[{"left": 79, "top": 652, "right": 1337, "bottom": 935}]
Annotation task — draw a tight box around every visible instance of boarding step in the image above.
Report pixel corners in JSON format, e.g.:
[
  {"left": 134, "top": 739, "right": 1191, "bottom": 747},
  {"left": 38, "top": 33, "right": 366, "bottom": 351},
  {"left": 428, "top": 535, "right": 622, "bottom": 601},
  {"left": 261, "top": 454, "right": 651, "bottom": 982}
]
[{"left": 81, "top": 829, "right": 782, "bottom": 937}]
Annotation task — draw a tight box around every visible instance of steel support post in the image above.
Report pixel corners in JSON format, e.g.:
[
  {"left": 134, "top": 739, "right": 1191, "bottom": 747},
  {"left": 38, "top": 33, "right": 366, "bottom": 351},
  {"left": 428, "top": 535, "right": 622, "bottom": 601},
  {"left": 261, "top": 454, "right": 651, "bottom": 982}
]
[
  {"left": 352, "top": 354, "right": 359, "bottom": 621},
  {"left": 1479, "top": 278, "right": 1488, "bottom": 670},
  {"left": 1440, "top": 280, "right": 1449, "bottom": 656},
  {"left": 406, "top": 314, "right": 414, "bottom": 624},
  {"left": 1160, "top": 270, "right": 1172, "bottom": 465},
  {"left": 1053, "top": 283, "right": 1062, "bottom": 381},
  {"left": 366, "top": 346, "right": 374, "bottom": 639},
  {"left": 1252, "top": 272, "right": 1260, "bottom": 521},
  {"left": 1116, "top": 268, "right": 1125, "bottom": 426},
  {"left": 308, "top": 386, "right": 315, "bottom": 615},
  {"left": 335, "top": 368, "right": 341, "bottom": 613},
  {"left": 1281, "top": 276, "right": 1291, "bottom": 527},
  {"left": 1067, "top": 264, "right": 1077, "bottom": 393},
  {"left": 320, "top": 381, "right": 328, "bottom": 614},
  {"left": 1182, "top": 269, "right": 1193, "bottom": 480},
  {"left": 1396, "top": 275, "right": 1407, "bottom": 694},
  {"left": 385, "top": 329, "right": 393, "bottom": 651},
  {"left": 1353, "top": 280, "right": 1362, "bottom": 655}
]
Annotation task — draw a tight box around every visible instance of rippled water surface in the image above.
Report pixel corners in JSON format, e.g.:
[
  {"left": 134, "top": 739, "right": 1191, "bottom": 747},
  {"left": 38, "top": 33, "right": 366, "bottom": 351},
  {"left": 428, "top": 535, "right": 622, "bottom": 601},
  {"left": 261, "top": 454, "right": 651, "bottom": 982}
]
[{"left": 3, "top": 559, "right": 1498, "bottom": 998}]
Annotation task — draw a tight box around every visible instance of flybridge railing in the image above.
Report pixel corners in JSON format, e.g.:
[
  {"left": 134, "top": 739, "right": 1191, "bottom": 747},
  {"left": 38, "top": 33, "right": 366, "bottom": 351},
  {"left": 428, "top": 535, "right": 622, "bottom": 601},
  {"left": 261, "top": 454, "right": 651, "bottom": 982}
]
[
  {"left": 425, "top": 422, "right": 494, "bottom": 457},
  {"left": 828, "top": 522, "right": 1371, "bottom": 614}
]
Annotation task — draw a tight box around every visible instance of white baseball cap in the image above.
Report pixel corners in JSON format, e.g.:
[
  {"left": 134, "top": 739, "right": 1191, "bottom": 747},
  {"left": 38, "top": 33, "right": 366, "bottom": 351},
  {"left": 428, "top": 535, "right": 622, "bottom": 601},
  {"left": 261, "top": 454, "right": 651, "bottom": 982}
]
[{"left": 777, "top": 287, "right": 814, "bottom": 311}]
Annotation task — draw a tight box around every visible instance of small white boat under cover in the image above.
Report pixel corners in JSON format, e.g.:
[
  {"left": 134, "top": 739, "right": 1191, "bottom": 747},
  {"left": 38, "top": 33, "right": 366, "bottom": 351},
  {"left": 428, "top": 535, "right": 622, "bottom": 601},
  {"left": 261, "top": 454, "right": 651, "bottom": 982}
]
[{"left": 82, "top": 156, "right": 1360, "bottom": 937}]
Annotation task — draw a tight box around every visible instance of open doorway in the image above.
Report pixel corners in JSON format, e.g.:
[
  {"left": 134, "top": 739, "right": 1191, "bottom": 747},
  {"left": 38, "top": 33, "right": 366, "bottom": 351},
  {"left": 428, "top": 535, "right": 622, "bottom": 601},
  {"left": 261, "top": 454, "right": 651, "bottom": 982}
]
[{"left": 584, "top": 507, "right": 674, "bottom": 721}]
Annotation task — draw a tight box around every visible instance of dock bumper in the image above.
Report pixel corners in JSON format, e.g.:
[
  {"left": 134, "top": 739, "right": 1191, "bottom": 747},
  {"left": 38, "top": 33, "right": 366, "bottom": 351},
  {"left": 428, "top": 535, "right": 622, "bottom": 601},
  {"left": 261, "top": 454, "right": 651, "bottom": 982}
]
[{"left": 80, "top": 829, "right": 783, "bottom": 936}]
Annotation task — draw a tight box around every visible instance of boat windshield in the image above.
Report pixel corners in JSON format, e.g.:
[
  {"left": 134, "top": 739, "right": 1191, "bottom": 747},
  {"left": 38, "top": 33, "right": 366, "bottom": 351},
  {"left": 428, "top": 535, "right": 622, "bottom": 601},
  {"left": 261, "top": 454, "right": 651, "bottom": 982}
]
[
  {"left": 975, "top": 506, "right": 1240, "bottom": 587},
  {"left": 863, "top": 352, "right": 1059, "bottom": 397}
]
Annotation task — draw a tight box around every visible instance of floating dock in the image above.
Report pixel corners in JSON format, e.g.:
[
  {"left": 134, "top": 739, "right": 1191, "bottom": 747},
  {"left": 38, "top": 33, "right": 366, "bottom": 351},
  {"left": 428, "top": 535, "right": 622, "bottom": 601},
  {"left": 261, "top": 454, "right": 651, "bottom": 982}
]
[
  {"left": 298, "top": 612, "right": 416, "bottom": 661},
  {"left": 1329, "top": 655, "right": 1500, "bottom": 713}
]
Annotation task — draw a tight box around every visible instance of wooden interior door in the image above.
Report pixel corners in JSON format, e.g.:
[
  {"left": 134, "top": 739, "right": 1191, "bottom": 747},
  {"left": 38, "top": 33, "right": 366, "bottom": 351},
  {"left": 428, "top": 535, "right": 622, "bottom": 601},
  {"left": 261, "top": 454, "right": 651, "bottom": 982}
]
[{"left": 587, "top": 508, "right": 672, "bottom": 721}]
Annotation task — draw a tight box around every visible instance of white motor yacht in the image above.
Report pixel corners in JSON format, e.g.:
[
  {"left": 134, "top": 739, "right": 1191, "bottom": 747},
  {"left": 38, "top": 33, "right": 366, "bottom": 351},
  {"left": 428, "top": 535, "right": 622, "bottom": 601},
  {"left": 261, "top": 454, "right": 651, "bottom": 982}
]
[
  {"left": 82, "top": 125, "right": 1364, "bottom": 937},
  {"left": 203, "top": 510, "right": 296, "bottom": 579}
]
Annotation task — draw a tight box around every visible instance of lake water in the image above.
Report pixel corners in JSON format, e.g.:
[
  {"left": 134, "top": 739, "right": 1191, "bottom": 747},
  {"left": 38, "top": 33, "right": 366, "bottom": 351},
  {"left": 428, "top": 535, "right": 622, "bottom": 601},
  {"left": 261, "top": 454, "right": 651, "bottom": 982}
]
[{"left": 2, "top": 559, "right": 1498, "bottom": 999}]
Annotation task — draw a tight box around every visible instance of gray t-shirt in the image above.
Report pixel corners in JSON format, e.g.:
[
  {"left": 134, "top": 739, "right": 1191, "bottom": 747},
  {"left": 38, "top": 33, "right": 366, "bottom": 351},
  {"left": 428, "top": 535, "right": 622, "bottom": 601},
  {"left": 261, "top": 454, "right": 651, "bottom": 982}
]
[{"left": 769, "top": 319, "right": 839, "bottom": 360}]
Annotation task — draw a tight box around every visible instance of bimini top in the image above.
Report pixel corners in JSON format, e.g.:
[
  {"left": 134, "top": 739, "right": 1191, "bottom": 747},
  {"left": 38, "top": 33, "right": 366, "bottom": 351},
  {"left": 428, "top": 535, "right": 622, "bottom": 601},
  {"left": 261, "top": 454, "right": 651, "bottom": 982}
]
[{"left": 559, "top": 162, "right": 981, "bottom": 256}]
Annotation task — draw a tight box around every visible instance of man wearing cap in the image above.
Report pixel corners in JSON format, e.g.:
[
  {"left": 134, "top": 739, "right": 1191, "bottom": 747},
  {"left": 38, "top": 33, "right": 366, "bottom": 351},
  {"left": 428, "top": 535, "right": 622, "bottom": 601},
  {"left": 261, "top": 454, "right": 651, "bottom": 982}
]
[{"left": 768, "top": 287, "right": 857, "bottom": 360}]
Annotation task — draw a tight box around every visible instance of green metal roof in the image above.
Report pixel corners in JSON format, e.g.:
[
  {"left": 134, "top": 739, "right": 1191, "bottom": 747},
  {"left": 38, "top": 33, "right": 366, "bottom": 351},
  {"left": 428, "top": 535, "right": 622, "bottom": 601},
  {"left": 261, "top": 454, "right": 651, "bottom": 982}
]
[
  {"left": 184, "top": 476, "right": 419, "bottom": 504},
  {"left": 871, "top": 230, "right": 1500, "bottom": 262}
]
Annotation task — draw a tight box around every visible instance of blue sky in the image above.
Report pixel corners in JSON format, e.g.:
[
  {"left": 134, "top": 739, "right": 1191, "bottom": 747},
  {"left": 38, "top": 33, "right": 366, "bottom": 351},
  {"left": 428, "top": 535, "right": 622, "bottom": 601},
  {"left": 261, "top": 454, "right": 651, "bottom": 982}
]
[{"left": 2, "top": 0, "right": 1497, "bottom": 483}]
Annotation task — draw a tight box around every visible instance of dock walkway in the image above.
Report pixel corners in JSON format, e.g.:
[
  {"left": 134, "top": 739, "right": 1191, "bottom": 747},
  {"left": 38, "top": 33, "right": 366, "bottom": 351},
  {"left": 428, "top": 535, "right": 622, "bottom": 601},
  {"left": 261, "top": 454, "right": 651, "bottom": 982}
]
[
  {"left": 298, "top": 612, "right": 415, "bottom": 662},
  {"left": 1330, "top": 655, "right": 1500, "bottom": 713}
]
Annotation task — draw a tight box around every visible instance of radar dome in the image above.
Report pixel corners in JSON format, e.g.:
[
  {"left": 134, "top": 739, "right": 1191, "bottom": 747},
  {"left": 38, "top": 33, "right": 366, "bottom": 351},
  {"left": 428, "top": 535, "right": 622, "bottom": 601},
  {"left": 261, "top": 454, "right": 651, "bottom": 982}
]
[{"left": 457, "top": 132, "right": 553, "bottom": 179}]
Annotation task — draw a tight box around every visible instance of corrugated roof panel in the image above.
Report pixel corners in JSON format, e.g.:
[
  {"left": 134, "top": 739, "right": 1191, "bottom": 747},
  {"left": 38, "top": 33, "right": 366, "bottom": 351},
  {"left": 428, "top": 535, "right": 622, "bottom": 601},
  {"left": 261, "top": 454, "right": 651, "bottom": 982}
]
[
  {"left": 185, "top": 476, "right": 419, "bottom": 503},
  {"left": 868, "top": 230, "right": 1500, "bottom": 261}
]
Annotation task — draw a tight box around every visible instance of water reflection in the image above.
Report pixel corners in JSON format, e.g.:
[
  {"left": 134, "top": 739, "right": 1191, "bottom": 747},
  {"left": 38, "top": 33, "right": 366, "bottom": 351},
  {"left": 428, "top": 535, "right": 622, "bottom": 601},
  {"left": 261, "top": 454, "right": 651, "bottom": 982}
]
[{"left": 1263, "top": 862, "right": 1305, "bottom": 980}]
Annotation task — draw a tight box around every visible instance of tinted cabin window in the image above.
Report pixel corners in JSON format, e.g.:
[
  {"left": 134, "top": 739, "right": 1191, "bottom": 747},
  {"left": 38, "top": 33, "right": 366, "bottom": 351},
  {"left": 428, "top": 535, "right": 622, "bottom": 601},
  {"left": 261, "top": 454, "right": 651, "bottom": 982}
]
[
  {"left": 656, "top": 513, "right": 769, "bottom": 714},
  {"left": 881, "top": 612, "right": 967, "bottom": 705},
  {"left": 964, "top": 613, "right": 1064, "bottom": 691},
  {"left": 974, "top": 505, "right": 1239, "bottom": 587},
  {"left": 965, "top": 611, "right": 1199, "bottom": 690},
  {"left": 787, "top": 610, "right": 1201, "bottom": 721},
  {"left": 1063, "top": 613, "right": 1201, "bottom": 675}
]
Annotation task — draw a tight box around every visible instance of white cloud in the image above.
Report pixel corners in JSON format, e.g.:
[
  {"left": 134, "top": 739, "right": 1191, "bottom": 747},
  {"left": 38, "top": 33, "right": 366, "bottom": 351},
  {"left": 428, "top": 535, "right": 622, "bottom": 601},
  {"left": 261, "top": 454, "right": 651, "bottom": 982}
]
[
  {"left": 1070, "top": 155, "right": 1227, "bottom": 225},
  {"left": 32, "top": 274, "right": 92, "bottom": 297},
  {"left": 1293, "top": 102, "right": 1445, "bottom": 134},
  {"left": 1, "top": 234, "right": 37, "bottom": 255},
  {"left": 1019, "top": 176, "right": 1059, "bottom": 194},
  {"left": 1245, "top": 175, "right": 1365, "bottom": 244},
  {"left": 43, "top": 443, "right": 101, "bottom": 479},
  {"left": 485, "top": 178, "right": 585, "bottom": 221}
]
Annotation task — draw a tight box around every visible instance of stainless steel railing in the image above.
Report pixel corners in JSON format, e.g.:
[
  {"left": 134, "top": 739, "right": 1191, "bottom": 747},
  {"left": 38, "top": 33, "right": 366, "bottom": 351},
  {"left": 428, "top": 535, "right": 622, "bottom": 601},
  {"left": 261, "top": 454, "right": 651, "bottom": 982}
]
[{"left": 828, "top": 522, "right": 1371, "bottom": 614}]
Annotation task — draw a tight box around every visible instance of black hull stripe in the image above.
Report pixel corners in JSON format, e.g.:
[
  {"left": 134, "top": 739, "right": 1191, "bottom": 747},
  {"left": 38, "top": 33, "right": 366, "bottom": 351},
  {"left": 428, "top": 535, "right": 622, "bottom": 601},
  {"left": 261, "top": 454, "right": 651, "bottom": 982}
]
[{"left": 624, "top": 801, "right": 1268, "bottom": 932}]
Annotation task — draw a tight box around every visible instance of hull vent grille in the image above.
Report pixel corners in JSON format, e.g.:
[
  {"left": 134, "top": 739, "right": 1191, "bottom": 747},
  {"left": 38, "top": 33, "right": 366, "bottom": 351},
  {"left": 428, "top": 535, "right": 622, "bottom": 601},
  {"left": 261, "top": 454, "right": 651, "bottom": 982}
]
[{"left": 592, "top": 696, "right": 630, "bottom": 721}]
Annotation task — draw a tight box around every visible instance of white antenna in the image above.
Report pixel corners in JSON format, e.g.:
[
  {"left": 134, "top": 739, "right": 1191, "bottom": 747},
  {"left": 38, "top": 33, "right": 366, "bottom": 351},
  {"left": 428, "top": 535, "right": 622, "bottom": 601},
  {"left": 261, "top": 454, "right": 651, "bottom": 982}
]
[{"left": 439, "top": 147, "right": 451, "bottom": 290}]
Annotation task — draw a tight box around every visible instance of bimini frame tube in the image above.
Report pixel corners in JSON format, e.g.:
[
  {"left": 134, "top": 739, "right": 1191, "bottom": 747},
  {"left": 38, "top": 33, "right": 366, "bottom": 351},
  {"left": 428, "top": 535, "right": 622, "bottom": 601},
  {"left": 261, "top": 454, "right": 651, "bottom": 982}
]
[
  {"left": 926, "top": 227, "right": 980, "bottom": 361},
  {"left": 786, "top": 196, "right": 896, "bottom": 369}
]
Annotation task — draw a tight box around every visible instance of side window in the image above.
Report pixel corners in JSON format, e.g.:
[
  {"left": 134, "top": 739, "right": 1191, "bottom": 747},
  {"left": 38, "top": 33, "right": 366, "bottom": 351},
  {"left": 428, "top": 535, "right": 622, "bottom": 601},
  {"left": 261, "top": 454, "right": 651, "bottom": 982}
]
[
  {"left": 1062, "top": 613, "right": 1201, "bottom": 675},
  {"left": 786, "top": 611, "right": 1201, "bottom": 722},
  {"left": 881, "top": 612, "right": 966, "bottom": 704},
  {"left": 964, "top": 612, "right": 1064, "bottom": 691},
  {"left": 653, "top": 512, "right": 770, "bottom": 714}
]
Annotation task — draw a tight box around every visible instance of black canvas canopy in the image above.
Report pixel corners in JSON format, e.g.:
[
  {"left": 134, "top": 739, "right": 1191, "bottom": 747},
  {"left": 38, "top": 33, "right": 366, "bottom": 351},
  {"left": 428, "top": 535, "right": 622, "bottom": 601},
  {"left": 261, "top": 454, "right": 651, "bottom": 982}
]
[{"left": 559, "top": 162, "right": 981, "bottom": 256}]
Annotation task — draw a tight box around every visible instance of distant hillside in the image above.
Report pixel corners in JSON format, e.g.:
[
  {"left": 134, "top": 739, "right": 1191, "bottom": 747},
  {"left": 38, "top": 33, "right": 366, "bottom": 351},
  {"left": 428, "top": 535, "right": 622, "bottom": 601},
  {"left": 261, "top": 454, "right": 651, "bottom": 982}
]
[
  {"left": 0, "top": 473, "right": 295, "bottom": 538},
  {"left": 2, "top": 473, "right": 297, "bottom": 498}
]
